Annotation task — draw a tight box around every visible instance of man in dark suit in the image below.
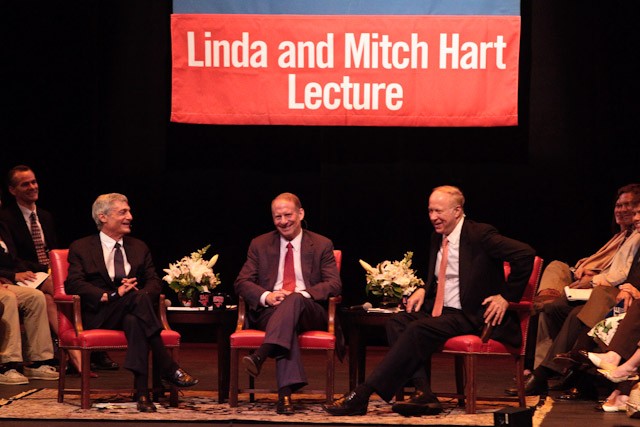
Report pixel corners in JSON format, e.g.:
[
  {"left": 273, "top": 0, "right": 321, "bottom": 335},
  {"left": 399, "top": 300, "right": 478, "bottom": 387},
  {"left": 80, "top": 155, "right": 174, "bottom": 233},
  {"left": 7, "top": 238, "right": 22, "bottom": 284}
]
[
  {"left": 0, "top": 165, "right": 118, "bottom": 372},
  {"left": 323, "top": 185, "right": 535, "bottom": 416},
  {"left": 234, "top": 192, "right": 342, "bottom": 414},
  {"left": 65, "top": 193, "right": 198, "bottom": 412}
]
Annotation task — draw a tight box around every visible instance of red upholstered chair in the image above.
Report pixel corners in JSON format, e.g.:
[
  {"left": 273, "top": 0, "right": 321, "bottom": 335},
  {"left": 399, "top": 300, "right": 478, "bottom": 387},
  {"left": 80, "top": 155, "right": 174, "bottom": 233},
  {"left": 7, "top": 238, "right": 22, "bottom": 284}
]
[
  {"left": 434, "top": 256, "right": 544, "bottom": 413},
  {"left": 229, "top": 250, "right": 342, "bottom": 407},
  {"left": 50, "top": 249, "right": 181, "bottom": 409}
]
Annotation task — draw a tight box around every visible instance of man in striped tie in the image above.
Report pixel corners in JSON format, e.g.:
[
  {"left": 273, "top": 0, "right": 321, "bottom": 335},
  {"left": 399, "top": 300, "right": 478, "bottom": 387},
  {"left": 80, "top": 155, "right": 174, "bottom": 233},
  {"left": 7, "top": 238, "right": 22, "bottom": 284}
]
[{"left": 0, "top": 165, "right": 119, "bottom": 372}]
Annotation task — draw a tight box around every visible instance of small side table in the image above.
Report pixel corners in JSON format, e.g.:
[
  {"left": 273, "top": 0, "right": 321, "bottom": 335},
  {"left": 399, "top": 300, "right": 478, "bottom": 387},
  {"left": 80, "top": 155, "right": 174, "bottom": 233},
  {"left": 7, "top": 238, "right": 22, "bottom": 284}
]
[
  {"left": 167, "top": 307, "right": 238, "bottom": 402},
  {"left": 340, "top": 308, "right": 395, "bottom": 390}
]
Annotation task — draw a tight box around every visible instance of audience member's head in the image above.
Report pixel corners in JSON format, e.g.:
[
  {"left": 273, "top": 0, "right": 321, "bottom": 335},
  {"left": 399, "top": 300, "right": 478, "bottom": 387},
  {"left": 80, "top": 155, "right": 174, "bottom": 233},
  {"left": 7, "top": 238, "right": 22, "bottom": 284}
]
[
  {"left": 613, "top": 183, "right": 640, "bottom": 233},
  {"left": 7, "top": 165, "right": 39, "bottom": 209}
]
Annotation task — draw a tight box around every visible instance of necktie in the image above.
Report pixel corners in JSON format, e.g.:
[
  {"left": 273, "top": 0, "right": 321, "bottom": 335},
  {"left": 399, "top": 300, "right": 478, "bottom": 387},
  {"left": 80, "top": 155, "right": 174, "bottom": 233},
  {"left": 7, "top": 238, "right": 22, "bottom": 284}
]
[
  {"left": 432, "top": 236, "right": 449, "bottom": 317},
  {"left": 114, "top": 242, "right": 126, "bottom": 284},
  {"left": 29, "top": 212, "right": 49, "bottom": 266},
  {"left": 282, "top": 242, "right": 296, "bottom": 292}
]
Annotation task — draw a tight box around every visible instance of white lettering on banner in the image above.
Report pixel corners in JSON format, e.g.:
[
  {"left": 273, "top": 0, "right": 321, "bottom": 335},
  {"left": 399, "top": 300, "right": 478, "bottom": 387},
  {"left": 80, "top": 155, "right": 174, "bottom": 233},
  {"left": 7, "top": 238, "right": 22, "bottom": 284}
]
[
  {"left": 187, "top": 31, "right": 268, "bottom": 68},
  {"left": 287, "top": 74, "right": 403, "bottom": 111},
  {"left": 439, "top": 33, "right": 506, "bottom": 70},
  {"left": 278, "top": 34, "right": 334, "bottom": 68},
  {"left": 345, "top": 33, "right": 428, "bottom": 69}
]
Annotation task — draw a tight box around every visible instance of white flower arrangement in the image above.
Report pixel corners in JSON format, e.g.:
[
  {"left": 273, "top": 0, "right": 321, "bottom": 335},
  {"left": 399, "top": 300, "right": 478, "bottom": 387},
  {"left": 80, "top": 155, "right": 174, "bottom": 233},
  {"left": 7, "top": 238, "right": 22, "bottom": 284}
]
[
  {"left": 162, "top": 245, "right": 221, "bottom": 300},
  {"left": 359, "top": 251, "right": 425, "bottom": 300}
]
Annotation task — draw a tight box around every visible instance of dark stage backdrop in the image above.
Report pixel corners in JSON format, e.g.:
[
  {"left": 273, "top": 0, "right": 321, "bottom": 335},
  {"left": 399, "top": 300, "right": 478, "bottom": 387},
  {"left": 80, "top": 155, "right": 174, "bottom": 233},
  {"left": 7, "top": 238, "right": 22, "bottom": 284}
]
[{"left": 2, "top": 1, "right": 639, "bottom": 306}]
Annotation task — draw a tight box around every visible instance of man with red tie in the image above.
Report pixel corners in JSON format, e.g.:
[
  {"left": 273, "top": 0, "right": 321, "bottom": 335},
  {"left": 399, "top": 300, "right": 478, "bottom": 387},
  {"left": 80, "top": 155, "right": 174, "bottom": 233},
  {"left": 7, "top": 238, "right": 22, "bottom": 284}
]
[
  {"left": 323, "top": 185, "right": 535, "bottom": 417},
  {"left": 234, "top": 192, "right": 342, "bottom": 414}
]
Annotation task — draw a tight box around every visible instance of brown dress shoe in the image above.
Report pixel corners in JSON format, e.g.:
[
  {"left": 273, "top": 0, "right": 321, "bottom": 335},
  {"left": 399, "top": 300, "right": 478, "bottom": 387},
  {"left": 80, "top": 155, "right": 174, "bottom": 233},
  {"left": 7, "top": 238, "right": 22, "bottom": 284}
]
[
  {"left": 136, "top": 394, "right": 157, "bottom": 412},
  {"left": 276, "top": 395, "right": 294, "bottom": 415}
]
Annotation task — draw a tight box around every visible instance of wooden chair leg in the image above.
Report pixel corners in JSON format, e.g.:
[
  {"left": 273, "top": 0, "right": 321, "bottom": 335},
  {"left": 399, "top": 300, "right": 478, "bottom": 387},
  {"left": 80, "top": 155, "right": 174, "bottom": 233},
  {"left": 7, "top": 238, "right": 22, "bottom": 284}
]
[
  {"left": 463, "top": 354, "right": 477, "bottom": 414},
  {"left": 326, "top": 349, "right": 335, "bottom": 403},
  {"left": 57, "top": 347, "right": 67, "bottom": 403},
  {"left": 515, "top": 356, "right": 526, "bottom": 407},
  {"left": 229, "top": 348, "right": 239, "bottom": 407},
  {"left": 454, "top": 355, "right": 465, "bottom": 407},
  {"left": 81, "top": 349, "right": 92, "bottom": 409}
]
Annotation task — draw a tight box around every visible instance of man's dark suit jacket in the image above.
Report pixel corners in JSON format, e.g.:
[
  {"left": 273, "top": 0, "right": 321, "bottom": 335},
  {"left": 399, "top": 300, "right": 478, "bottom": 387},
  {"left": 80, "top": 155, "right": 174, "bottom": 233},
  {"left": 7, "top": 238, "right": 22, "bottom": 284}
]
[
  {"left": 65, "top": 234, "right": 163, "bottom": 325},
  {"left": 0, "top": 203, "right": 58, "bottom": 272},
  {"left": 234, "top": 229, "right": 342, "bottom": 311},
  {"left": 423, "top": 219, "right": 535, "bottom": 348},
  {"left": 0, "top": 220, "right": 32, "bottom": 282}
]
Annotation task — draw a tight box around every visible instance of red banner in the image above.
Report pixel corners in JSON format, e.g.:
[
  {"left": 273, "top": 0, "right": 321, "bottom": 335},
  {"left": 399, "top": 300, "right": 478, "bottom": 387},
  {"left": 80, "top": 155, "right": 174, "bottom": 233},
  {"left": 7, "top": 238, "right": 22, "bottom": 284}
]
[{"left": 171, "top": 14, "right": 520, "bottom": 126}]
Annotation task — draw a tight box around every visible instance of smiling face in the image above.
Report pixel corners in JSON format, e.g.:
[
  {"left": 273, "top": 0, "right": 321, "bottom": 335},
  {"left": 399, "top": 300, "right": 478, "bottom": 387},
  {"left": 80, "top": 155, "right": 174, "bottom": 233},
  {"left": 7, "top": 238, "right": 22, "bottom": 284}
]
[
  {"left": 428, "top": 190, "right": 463, "bottom": 236},
  {"left": 99, "top": 200, "right": 133, "bottom": 240},
  {"left": 614, "top": 192, "right": 638, "bottom": 229},
  {"left": 634, "top": 205, "right": 640, "bottom": 232},
  {"left": 271, "top": 198, "right": 304, "bottom": 241},
  {"left": 8, "top": 169, "right": 39, "bottom": 208}
]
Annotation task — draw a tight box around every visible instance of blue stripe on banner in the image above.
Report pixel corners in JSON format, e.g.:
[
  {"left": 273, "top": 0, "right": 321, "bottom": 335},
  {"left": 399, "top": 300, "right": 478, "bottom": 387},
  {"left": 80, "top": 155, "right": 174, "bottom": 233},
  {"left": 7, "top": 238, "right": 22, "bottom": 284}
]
[{"left": 172, "top": 0, "right": 520, "bottom": 16}]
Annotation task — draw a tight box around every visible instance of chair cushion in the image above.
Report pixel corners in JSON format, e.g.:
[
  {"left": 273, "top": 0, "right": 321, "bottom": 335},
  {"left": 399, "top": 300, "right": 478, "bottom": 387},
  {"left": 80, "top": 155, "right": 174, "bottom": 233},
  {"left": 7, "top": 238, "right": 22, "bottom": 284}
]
[
  {"left": 59, "top": 329, "right": 180, "bottom": 349},
  {"left": 230, "top": 329, "right": 335, "bottom": 350},
  {"left": 230, "top": 329, "right": 266, "bottom": 348},
  {"left": 298, "top": 331, "right": 335, "bottom": 349},
  {"left": 441, "top": 335, "right": 518, "bottom": 355}
]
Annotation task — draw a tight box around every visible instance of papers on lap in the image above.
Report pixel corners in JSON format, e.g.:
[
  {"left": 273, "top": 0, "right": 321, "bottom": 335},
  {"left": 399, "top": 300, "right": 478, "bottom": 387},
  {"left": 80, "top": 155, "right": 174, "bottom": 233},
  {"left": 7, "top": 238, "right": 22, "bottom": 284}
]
[
  {"left": 564, "top": 285, "right": 592, "bottom": 301},
  {"left": 16, "top": 271, "right": 49, "bottom": 289}
]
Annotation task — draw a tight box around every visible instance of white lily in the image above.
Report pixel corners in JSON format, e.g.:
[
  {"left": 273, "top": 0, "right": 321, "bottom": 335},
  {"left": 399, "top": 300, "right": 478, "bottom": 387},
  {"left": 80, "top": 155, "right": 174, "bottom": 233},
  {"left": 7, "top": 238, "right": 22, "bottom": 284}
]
[{"left": 208, "top": 254, "right": 219, "bottom": 268}]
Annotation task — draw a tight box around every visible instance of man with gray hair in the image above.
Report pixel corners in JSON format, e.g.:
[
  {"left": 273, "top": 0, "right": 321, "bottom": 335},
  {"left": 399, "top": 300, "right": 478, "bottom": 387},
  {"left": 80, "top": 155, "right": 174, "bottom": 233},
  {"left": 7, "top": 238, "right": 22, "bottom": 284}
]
[{"left": 65, "top": 193, "right": 198, "bottom": 412}]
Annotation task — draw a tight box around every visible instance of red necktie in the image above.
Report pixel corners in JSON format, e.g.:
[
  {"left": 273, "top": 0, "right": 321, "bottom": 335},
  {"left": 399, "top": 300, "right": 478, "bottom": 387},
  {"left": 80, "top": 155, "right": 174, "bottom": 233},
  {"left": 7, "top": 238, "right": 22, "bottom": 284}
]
[
  {"left": 283, "top": 242, "right": 296, "bottom": 292},
  {"left": 30, "top": 212, "right": 49, "bottom": 266},
  {"left": 431, "top": 236, "right": 449, "bottom": 317}
]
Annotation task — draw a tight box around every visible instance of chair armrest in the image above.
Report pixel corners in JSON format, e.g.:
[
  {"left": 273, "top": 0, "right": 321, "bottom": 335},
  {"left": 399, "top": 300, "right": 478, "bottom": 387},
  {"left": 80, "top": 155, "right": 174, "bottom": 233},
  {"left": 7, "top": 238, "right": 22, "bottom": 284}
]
[
  {"left": 327, "top": 295, "right": 342, "bottom": 334},
  {"left": 158, "top": 294, "right": 173, "bottom": 330},
  {"left": 235, "top": 296, "right": 247, "bottom": 332},
  {"left": 64, "top": 295, "right": 86, "bottom": 334}
]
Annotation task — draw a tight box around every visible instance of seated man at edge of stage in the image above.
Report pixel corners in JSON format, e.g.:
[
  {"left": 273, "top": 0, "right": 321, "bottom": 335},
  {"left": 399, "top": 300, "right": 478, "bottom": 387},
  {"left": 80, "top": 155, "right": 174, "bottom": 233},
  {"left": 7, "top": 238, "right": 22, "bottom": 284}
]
[
  {"left": 65, "top": 193, "right": 198, "bottom": 412},
  {"left": 323, "top": 185, "right": 535, "bottom": 416},
  {"left": 234, "top": 192, "right": 342, "bottom": 415}
]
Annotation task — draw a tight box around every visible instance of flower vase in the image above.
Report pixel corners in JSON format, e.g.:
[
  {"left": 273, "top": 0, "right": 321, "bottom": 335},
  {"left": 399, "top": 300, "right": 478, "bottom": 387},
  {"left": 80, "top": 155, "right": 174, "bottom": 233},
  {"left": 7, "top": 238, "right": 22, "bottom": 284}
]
[
  {"left": 179, "top": 293, "right": 194, "bottom": 307},
  {"left": 380, "top": 296, "right": 401, "bottom": 309}
]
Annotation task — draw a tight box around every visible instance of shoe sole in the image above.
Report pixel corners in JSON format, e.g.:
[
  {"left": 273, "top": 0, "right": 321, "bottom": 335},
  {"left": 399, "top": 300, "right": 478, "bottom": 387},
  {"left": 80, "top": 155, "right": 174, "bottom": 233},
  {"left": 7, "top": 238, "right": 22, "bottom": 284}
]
[
  {"left": 322, "top": 406, "right": 367, "bottom": 416},
  {"left": 242, "top": 357, "right": 260, "bottom": 377},
  {"left": 24, "top": 376, "right": 58, "bottom": 380},
  {"left": 0, "top": 380, "right": 29, "bottom": 385}
]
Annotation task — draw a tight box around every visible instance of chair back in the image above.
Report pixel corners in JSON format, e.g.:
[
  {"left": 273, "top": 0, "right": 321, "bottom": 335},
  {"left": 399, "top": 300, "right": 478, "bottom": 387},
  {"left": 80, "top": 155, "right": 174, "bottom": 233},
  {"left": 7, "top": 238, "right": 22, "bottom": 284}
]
[
  {"left": 49, "top": 249, "right": 76, "bottom": 337},
  {"left": 503, "top": 256, "right": 543, "bottom": 354},
  {"left": 333, "top": 250, "right": 342, "bottom": 273}
]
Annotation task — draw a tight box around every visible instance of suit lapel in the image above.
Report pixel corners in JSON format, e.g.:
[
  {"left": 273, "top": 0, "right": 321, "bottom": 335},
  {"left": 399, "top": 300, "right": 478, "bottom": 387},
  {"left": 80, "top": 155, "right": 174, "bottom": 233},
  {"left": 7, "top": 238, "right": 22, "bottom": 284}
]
[
  {"left": 267, "top": 232, "right": 280, "bottom": 288},
  {"left": 457, "top": 222, "right": 472, "bottom": 300},
  {"left": 90, "top": 234, "right": 113, "bottom": 286},
  {"left": 300, "top": 231, "right": 314, "bottom": 285}
]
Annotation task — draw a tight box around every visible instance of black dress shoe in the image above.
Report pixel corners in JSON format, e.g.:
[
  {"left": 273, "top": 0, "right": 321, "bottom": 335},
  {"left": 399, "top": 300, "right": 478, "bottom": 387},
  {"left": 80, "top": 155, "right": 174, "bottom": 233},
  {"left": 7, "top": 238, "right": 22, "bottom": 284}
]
[
  {"left": 90, "top": 352, "right": 119, "bottom": 371},
  {"left": 242, "top": 353, "right": 264, "bottom": 378},
  {"left": 162, "top": 367, "right": 199, "bottom": 387},
  {"left": 549, "top": 369, "right": 577, "bottom": 391},
  {"left": 136, "top": 394, "right": 157, "bottom": 413},
  {"left": 322, "top": 391, "right": 368, "bottom": 416},
  {"left": 505, "top": 374, "right": 548, "bottom": 396},
  {"left": 392, "top": 390, "right": 442, "bottom": 416},
  {"left": 276, "top": 395, "right": 294, "bottom": 415},
  {"left": 553, "top": 350, "right": 590, "bottom": 370},
  {"left": 558, "top": 386, "right": 598, "bottom": 401}
]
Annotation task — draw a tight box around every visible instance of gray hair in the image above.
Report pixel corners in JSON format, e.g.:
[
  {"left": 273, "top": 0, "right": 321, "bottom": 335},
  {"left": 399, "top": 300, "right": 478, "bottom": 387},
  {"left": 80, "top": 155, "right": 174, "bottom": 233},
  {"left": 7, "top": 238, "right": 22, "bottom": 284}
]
[{"left": 92, "top": 193, "right": 128, "bottom": 230}]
